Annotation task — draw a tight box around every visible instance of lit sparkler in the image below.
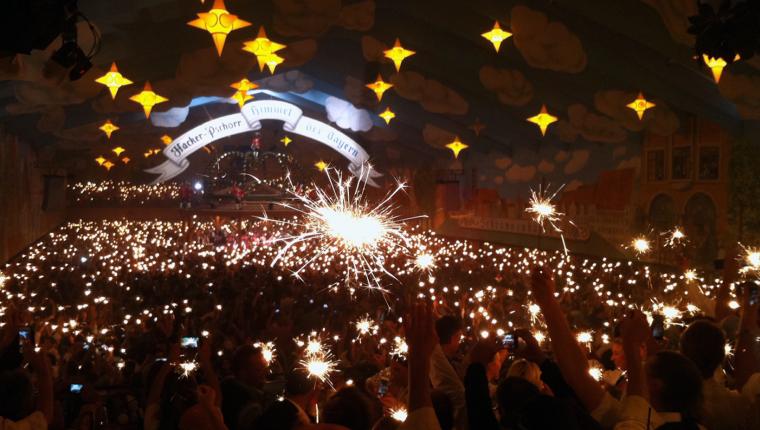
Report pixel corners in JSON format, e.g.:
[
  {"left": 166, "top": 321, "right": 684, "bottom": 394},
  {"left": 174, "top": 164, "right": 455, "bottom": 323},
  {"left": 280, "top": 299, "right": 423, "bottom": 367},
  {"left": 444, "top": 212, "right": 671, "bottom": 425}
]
[
  {"left": 300, "top": 352, "right": 338, "bottom": 386},
  {"left": 178, "top": 361, "right": 198, "bottom": 377},
  {"left": 254, "top": 341, "right": 276, "bottom": 365},
  {"left": 414, "top": 253, "right": 436, "bottom": 271},
  {"left": 631, "top": 236, "right": 651, "bottom": 255},
  {"left": 664, "top": 227, "right": 687, "bottom": 247},
  {"left": 741, "top": 245, "right": 760, "bottom": 274},
  {"left": 355, "top": 315, "right": 379, "bottom": 337},
  {"left": 389, "top": 407, "right": 408, "bottom": 422},
  {"left": 526, "top": 184, "right": 571, "bottom": 255},
  {"left": 265, "top": 166, "right": 423, "bottom": 290}
]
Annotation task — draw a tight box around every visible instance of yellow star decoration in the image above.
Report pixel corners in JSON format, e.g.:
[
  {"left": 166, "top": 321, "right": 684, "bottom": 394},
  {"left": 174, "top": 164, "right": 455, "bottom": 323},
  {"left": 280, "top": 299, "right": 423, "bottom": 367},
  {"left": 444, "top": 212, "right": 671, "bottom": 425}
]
[
  {"left": 130, "top": 82, "right": 169, "bottom": 119},
  {"left": 482, "top": 21, "right": 512, "bottom": 52},
  {"left": 231, "top": 90, "right": 254, "bottom": 108},
  {"left": 230, "top": 78, "right": 259, "bottom": 93},
  {"left": 315, "top": 161, "right": 329, "bottom": 172},
  {"left": 161, "top": 135, "right": 173, "bottom": 145},
  {"left": 702, "top": 55, "right": 728, "bottom": 83},
  {"left": 526, "top": 104, "right": 558, "bottom": 136},
  {"left": 626, "top": 92, "right": 656, "bottom": 120},
  {"left": 121, "top": 157, "right": 130, "bottom": 164},
  {"left": 95, "top": 156, "right": 106, "bottom": 166},
  {"left": 103, "top": 160, "right": 115, "bottom": 171},
  {"left": 242, "top": 27, "right": 287, "bottom": 74},
  {"left": 379, "top": 107, "right": 396, "bottom": 124},
  {"left": 99, "top": 120, "right": 119, "bottom": 139},
  {"left": 187, "top": 0, "right": 251, "bottom": 56},
  {"left": 95, "top": 62, "right": 133, "bottom": 99},
  {"left": 112, "top": 147, "right": 126, "bottom": 157},
  {"left": 445, "top": 136, "right": 469, "bottom": 159},
  {"left": 366, "top": 74, "right": 393, "bottom": 102},
  {"left": 280, "top": 136, "right": 292, "bottom": 147},
  {"left": 383, "top": 38, "right": 415, "bottom": 72}
]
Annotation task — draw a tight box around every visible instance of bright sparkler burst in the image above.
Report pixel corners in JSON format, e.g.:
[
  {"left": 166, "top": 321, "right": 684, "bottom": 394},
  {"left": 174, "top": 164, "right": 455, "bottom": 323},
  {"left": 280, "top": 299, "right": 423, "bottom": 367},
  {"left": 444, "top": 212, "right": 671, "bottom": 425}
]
[
  {"left": 389, "top": 407, "right": 408, "bottom": 422},
  {"left": 266, "top": 166, "right": 422, "bottom": 290},
  {"left": 254, "top": 341, "right": 276, "bottom": 365},
  {"left": 742, "top": 245, "right": 760, "bottom": 274},
  {"left": 665, "top": 227, "right": 687, "bottom": 247},
  {"left": 414, "top": 253, "right": 436, "bottom": 271},
  {"left": 631, "top": 236, "right": 651, "bottom": 255},
  {"left": 300, "top": 351, "right": 338, "bottom": 386},
  {"left": 526, "top": 184, "right": 572, "bottom": 255},
  {"left": 178, "top": 361, "right": 198, "bottom": 377},
  {"left": 355, "top": 315, "right": 379, "bottom": 337}
]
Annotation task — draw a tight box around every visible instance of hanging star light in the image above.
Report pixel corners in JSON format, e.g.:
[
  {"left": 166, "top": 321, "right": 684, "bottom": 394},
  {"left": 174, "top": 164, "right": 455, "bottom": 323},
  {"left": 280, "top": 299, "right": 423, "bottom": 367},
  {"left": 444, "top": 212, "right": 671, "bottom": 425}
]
[
  {"left": 99, "top": 120, "right": 119, "bottom": 139},
  {"left": 121, "top": 157, "right": 130, "bottom": 164},
  {"left": 702, "top": 55, "right": 727, "bottom": 83},
  {"left": 129, "top": 82, "right": 168, "bottom": 119},
  {"left": 526, "top": 105, "right": 558, "bottom": 136},
  {"left": 161, "top": 135, "right": 173, "bottom": 145},
  {"left": 242, "top": 27, "right": 287, "bottom": 73},
  {"left": 626, "top": 92, "right": 656, "bottom": 120},
  {"left": 230, "top": 90, "right": 253, "bottom": 108},
  {"left": 95, "top": 63, "right": 133, "bottom": 99},
  {"left": 445, "top": 136, "right": 469, "bottom": 159},
  {"left": 481, "top": 21, "right": 512, "bottom": 52},
  {"left": 230, "top": 78, "right": 259, "bottom": 93},
  {"left": 280, "top": 136, "right": 292, "bottom": 147},
  {"left": 383, "top": 38, "right": 415, "bottom": 71},
  {"left": 366, "top": 74, "right": 393, "bottom": 102},
  {"left": 379, "top": 107, "right": 395, "bottom": 124},
  {"left": 103, "top": 160, "right": 115, "bottom": 171},
  {"left": 112, "top": 147, "right": 126, "bottom": 157},
  {"left": 315, "top": 161, "right": 329, "bottom": 172},
  {"left": 95, "top": 156, "right": 106, "bottom": 166},
  {"left": 187, "top": 0, "right": 251, "bottom": 56}
]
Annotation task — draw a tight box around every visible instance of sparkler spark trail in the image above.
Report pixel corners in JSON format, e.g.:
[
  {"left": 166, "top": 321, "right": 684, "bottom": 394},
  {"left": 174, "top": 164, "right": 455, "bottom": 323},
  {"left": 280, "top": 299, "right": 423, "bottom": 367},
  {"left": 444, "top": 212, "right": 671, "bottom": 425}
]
[
  {"left": 526, "top": 184, "right": 572, "bottom": 255},
  {"left": 299, "top": 351, "right": 338, "bottom": 386},
  {"left": 254, "top": 341, "right": 276, "bottom": 365},
  {"left": 741, "top": 245, "right": 760, "bottom": 274},
  {"left": 265, "top": 166, "right": 423, "bottom": 290},
  {"left": 355, "top": 315, "right": 378, "bottom": 337},
  {"left": 631, "top": 236, "right": 651, "bottom": 255},
  {"left": 664, "top": 227, "right": 687, "bottom": 247}
]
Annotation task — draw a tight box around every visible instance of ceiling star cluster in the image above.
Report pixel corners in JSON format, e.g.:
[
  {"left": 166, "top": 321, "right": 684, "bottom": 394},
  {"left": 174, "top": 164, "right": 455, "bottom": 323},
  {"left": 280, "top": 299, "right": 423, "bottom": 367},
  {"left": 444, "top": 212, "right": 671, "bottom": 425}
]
[
  {"left": 242, "top": 27, "right": 287, "bottom": 74},
  {"left": 187, "top": 0, "right": 251, "bottom": 56}
]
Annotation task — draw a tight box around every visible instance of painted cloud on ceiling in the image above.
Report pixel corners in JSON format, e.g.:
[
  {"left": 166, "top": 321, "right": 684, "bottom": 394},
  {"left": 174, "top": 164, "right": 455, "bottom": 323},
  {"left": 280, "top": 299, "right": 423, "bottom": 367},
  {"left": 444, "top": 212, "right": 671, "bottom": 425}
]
[
  {"left": 556, "top": 104, "right": 627, "bottom": 144},
  {"left": 390, "top": 71, "right": 469, "bottom": 115},
  {"left": 594, "top": 90, "right": 680, "bottom": 136},
  {"left": 325, "top": 96, "right": 373, "bottom": 132},
  {"left": 510, "top": 5, "right": 587, "bottom": 73},
  {"left": 479, "top": 66, "right": 533, "bottom": 106},
  {"left": 273, "top": 0, "right": 374, "bottom": 37},
  {"left": 259, "top": 71, "right": 315, "bottom": 93}
]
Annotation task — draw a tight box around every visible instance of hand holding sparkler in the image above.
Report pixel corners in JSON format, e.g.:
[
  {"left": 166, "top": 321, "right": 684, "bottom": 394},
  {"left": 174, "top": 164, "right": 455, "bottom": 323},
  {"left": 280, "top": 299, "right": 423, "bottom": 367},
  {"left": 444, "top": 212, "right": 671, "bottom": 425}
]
[{"left": 512, "top": 329, "right": 547, "bottom": 364}]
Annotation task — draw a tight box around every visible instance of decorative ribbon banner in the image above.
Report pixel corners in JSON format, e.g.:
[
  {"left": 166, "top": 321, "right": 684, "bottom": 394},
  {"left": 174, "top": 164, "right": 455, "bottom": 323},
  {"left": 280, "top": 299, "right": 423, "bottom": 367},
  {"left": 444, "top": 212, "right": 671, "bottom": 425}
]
[{"left": 146, "top": 100, "right": 382, "bottom": 186}]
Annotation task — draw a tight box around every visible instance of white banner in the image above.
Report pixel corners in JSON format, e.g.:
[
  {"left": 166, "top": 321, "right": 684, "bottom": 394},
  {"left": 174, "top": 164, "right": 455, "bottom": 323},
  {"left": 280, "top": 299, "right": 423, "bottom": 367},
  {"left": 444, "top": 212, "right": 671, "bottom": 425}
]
[{"left": 146, "top": 100, "right": 381, "bottom": 186}]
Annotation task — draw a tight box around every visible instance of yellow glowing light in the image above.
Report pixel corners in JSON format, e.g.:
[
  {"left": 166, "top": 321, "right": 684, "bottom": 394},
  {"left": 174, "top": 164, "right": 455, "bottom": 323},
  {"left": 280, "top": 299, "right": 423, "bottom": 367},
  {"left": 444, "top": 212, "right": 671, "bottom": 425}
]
[
  {"left": 631, "top": 237, "right": 651, "bottom": 255},
  {"left": 231, "top": 90, "right": 253, "bottom": 108},
  {"left": 527, "top": 104, "right": 557, "bottom": 136},
  {"left": 99, "top": 120, "right": 119, "bottom": 139},
  {"left": 95, "top": 62, "right": 133, "bottom": 99},
  {"left": 379, "top": 107, "right": 396, "bottom": 124},
  {"left": 383, "top": 38, "right": 415, "bottom": 72},
  {"left": 684, "top": 269, "right": 697, "bottom": 282},
  {"left": 389, "top": 407, "right": 408, "bottom": 422},
  {"left": 415, "top": 253, "right": 436, "bottom": 270},
  {"left": 230, "top": 78, "right": 259, "bottom": 93},
  {"left": 280, "top": 136, "right": 292, "bottom": 147},
  {"left": 129, "top": 82, "right": 168, "bottom": 119},
  {"left": 161, "top": 135, "right": 173, "bottom": 145},
  {"left": 242, "top": 27, "right": 287, "bottom": 73},
  {"left": 626, "top": 92, "right": 655, "bottom": 120},
  {"left": 103, "top": 160, "right": 115, "bottom": 171},
  {"left": 187, "top": 0, "right": 251, "bottom": 56},
  {"left": 112, "top": 146, "right": 126, "bottom": 157},
  {"left": 482, "top": 21, "right": 512, "bottom": 52},
  {"left": 121, "top": 157, "right": 130, "bottom": 164},
  {"left": 445, "top": 136, "right": 469, "bottom": 159},
  {"left": 95, "top": 156, "right": 106, "bottom": 166},
  {"left": 366, "top": 74, "right": 393, "bottom": 102},
  {"left": 702, "top": 55, "right": 727, "bottom": 83},
  {"left": 315, "top": 161, "right": 329, "bottom": 172}
]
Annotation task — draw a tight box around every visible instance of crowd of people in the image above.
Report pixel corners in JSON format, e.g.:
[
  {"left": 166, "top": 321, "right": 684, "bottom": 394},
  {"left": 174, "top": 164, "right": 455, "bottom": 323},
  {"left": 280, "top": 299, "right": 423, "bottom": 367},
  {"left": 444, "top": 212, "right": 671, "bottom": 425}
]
[
  {"left": 0, "top": 217, "right": 758, "bottom": 430},
  {"left": 68, "top": 182, "right": 182, "bottom": 207}
]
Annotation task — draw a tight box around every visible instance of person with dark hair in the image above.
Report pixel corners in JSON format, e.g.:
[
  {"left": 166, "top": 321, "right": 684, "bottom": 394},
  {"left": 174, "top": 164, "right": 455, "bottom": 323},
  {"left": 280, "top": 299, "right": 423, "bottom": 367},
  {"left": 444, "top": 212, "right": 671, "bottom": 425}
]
[
  {"left": 615, "top": 311, "right": 704, "bottom": 430},
  {"left": 434, "top": 316, "right": 462, "bottom": 359},
  {"left": 680, "top": 296, "right": 760, "bottom": 430},
  {"left": 221, "top": 345, "right": 269, "bottom": 430},
  {"left": 322, "top": 386, "right": 377, "bottom": 430},
  {"left": 285, "top": 370, "right": 318, "bottom": 423},
  {"left": 429, "top": 315, "right": 466, "bottom": 428}
]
